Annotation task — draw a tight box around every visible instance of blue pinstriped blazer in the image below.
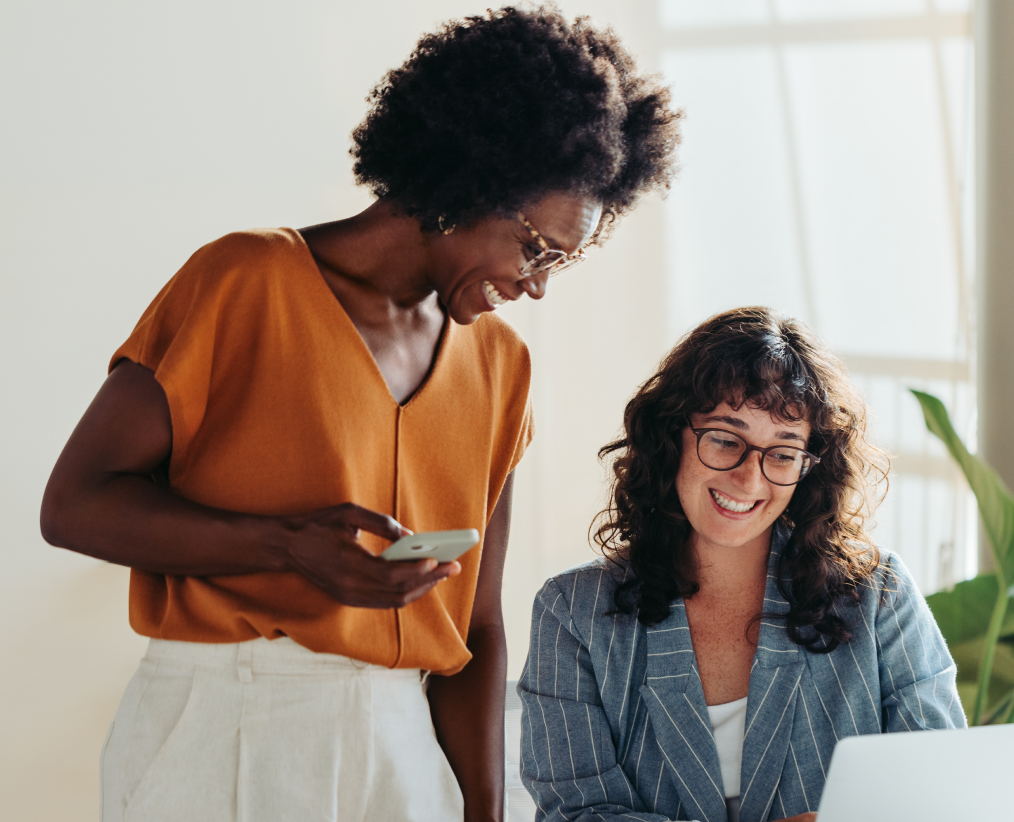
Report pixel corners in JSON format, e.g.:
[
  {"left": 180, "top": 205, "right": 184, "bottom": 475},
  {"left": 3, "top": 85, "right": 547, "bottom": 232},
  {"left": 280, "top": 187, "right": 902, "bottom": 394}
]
[{"left": 517, "top": 527, "right": 966, "bottom": 822}]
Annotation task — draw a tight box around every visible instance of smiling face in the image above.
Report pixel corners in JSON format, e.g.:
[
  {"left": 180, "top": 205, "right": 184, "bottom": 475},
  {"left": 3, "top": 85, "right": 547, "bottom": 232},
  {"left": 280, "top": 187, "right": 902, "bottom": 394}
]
[
  {"left": 676, "top": 401, "right": 811, "bottom": 557},
  {"left": 433, "top": 192, "right": 602, "bottom": 324}
]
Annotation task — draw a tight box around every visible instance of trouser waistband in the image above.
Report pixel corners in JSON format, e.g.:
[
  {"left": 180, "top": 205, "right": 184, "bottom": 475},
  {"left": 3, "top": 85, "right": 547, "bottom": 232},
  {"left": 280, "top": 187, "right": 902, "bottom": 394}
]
[{"left": 143, "top": 637, "right": 422, "bottom": 682}]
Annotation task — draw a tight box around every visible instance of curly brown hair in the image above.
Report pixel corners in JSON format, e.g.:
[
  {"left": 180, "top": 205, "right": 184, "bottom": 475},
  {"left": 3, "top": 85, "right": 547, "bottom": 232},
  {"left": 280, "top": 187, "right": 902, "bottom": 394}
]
[
  {"left": 594, "top": 307, "right": 889, "bottom": 652},
  {"left": 351, "top": 5, "right": 681, "bottom": 240}
]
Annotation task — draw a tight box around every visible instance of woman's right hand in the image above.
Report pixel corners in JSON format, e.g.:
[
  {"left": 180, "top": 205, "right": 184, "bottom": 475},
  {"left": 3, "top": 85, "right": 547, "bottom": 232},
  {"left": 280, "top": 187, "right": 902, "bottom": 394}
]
[{"left": 282, "top": 502, "right": 460, "bottom": 608}]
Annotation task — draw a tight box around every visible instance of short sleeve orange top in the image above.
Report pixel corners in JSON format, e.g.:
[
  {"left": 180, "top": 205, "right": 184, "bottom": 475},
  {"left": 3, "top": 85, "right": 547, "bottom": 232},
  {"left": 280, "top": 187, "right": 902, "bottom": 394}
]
[{"left": 110, "top": 228, "right": 534, "bottom": 675}]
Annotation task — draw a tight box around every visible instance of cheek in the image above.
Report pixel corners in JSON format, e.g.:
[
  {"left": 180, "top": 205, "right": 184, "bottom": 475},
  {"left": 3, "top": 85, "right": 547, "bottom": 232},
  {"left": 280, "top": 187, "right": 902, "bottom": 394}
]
[
  {"left": 674, "top": 448, "right": 706, "bottom": 512},
  {"left": 767, "top": 486, "right": 797, "bottom": 518}
]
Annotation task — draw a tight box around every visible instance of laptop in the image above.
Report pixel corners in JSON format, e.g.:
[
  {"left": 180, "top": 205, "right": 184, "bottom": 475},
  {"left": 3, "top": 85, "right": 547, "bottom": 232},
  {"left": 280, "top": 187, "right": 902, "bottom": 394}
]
[{"left": 817, "top": 723, "right": 1013, "bottom": 822}]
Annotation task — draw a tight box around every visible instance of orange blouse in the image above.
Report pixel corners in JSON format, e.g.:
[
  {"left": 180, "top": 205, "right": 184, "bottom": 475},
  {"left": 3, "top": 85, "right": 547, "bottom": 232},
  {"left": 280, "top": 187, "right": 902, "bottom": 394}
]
[{"left": 110, "top": 228, "right": 534, "bottom": 675}]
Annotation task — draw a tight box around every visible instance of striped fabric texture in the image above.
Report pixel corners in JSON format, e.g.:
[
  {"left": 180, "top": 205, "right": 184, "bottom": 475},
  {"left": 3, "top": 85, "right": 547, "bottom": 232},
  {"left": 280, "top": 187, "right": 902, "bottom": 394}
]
[{"left": 517, "top": 526, "right": 966, "bottom": 822}]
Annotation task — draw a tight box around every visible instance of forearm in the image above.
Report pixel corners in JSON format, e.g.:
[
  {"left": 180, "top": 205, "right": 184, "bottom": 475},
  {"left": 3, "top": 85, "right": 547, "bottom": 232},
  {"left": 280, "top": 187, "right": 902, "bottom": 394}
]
[
  {"left": 41, "top": 469, "right": 290, "bottom": 576},
  {"left": 40, "top": 359, "right": 289, "bottom": 576},
  {"left": 39, "top": 361, "right": 448, "bottom": 606},
  {"left": 429, "top": 623, "right": 508, "bottom": 822}
]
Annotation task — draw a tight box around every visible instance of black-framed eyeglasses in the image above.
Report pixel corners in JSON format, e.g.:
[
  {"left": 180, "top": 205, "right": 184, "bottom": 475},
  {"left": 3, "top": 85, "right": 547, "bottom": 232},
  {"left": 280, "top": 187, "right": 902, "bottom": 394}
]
[
  {"left": 691, "top": 428, "right": 821, "bottom": 487},
  {"left": 517, "top": 212, "right": 587, "bottom": 279}
]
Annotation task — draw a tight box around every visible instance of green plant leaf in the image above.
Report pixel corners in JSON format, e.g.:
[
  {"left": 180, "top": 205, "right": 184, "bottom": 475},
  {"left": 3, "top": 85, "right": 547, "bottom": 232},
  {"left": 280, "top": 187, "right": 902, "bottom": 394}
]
[
  {"left": 910, "top": 390, "right": 1014, "bottom": 584},
  {"left": 949, "top": 630, "right": 1014, "bottom": 722},
  {"left": 926, "top": 575, "right": 1014, "bottom": 646},
  {"left": 945, "top": 634, "right": 1014, "bottom": 687},
  {"left": 982, "top": 686, "right": 1014, "bottom": 725}
]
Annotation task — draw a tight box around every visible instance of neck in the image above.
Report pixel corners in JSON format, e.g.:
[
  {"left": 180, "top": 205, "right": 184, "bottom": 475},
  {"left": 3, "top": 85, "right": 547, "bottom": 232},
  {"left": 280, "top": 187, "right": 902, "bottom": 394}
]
[
  {"left": 690, "top": 527, "right": 773, "bottom": 595},
  {"left": 301, "top": 200, "right": 440, "bottom": 309}
]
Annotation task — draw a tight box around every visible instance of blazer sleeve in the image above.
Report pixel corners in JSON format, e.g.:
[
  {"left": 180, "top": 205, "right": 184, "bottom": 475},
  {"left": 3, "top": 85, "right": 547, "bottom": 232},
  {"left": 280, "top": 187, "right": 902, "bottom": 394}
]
[
  {"left": 874, "top": 553, "right": 968, "bottom": 731},
  {"left": 518, "top": 578, "right": 682, "bottom": 822}
]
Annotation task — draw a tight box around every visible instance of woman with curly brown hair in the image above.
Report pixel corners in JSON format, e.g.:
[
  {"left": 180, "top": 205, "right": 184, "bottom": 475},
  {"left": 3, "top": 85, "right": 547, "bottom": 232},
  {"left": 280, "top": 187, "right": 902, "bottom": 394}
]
[
  {"left": 519, "top": 307, "right": 964, "bottom": 822},
  {"left": 39, "top": 6, "right": 680, "bottom": 821}
]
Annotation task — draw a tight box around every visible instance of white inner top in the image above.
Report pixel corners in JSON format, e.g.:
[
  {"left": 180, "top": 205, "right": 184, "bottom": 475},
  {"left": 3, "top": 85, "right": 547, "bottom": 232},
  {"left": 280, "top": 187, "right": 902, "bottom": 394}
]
[{"left": 706, "top": 696, "right": 748, "bottom": 799}]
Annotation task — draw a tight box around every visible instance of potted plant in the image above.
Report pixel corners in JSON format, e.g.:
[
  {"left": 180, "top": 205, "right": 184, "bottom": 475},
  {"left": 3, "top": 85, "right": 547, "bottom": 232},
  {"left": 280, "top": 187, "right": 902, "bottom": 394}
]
[{"left": 911, "top": 390, "right": 1014, "bottom": 725}]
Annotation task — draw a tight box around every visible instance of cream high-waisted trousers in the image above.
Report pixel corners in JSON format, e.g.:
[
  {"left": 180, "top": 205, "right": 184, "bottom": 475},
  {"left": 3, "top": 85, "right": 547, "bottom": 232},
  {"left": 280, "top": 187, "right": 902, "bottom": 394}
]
[{"left": 101, "top": 637, "right": 464, "bottom": 822}]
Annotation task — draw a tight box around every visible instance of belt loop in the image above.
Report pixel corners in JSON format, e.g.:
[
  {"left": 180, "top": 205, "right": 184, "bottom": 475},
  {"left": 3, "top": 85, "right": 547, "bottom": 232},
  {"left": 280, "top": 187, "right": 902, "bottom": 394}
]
[{"left": 237, "top": 641, "right": 254, "bottom": 684}]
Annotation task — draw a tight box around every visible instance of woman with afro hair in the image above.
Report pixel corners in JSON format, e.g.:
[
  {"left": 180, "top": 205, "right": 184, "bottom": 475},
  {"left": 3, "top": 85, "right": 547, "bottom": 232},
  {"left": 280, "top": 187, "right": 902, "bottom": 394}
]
[
  {"left": 40, "top": 5, "right": 680, "bottom": 822},
  {"left": 519, "top": 307, "right": 964, "bottom": 822}
]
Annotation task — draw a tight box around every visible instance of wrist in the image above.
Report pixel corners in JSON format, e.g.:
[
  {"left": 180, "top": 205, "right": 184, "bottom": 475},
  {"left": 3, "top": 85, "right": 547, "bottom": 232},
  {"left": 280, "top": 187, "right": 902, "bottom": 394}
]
[{"left": 243, "top": 513, "right": 296, "bottom": 573}]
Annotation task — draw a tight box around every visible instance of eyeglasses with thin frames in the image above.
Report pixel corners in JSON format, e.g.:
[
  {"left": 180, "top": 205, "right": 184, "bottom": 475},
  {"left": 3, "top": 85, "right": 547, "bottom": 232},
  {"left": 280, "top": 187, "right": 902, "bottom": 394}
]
[
  {"left": 691, "top": 427, "right": 821, "bottom": 487},
  {"left": 517, "top": 212, "right": 587, "bottom": 279}
]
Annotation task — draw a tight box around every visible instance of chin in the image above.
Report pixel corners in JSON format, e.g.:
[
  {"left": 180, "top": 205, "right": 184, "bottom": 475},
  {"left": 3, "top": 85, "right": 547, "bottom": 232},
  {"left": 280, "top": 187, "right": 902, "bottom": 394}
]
[
  {"left": 443, "top": 289, "right": 488, "bottom": 326},
  {"left": 695, "top": 519, "right": 772, "bottom": 552},
  {"left": 714, "top": 533, "right": 764, "bottom": 551},
  {"left": 449, "top": 306, "right": 483, "bottom": 325}
]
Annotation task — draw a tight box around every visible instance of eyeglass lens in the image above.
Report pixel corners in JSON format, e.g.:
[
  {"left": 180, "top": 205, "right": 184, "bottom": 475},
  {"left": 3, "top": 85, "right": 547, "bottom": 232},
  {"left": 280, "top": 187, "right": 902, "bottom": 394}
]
[
  {"left": 697, "top": 430, "right": 812, "bottom": 486},
  {"left": 521, "top": 249, "right": 577, "bottom": 278}
]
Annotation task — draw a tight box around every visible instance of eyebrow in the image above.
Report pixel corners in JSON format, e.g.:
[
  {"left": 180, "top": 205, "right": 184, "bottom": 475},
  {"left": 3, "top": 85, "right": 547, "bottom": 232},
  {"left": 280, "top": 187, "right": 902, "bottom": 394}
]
[
  {"left": 698, "top": 414, "right": 807, "bottom": 444},
  {"left": 522, "top": 223, "right": 572, "bottom": 253},
  {"left": 537, "top": 231, "right": 569, "bottom": 251}
]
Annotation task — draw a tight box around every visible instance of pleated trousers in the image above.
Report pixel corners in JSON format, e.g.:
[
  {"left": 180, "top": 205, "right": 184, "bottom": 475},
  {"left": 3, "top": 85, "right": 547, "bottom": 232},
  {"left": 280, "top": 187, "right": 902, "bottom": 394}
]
[{"left": 100, "top": 637, "right": 464, "bottom": 822}]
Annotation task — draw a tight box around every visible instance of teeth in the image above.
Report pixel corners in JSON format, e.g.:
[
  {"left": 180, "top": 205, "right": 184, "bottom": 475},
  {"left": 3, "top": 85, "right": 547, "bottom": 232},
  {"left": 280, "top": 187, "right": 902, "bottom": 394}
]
[
  {"left": 710, "top": 490, "right": 756, "bottom": 514},
  {"left": 483, "top": 280, "right": 509, "bottom": 306}
]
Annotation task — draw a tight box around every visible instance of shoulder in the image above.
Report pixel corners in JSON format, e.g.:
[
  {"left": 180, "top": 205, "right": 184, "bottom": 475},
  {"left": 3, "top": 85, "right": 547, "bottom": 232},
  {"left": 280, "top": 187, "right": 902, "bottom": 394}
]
[
  {"left": 125, "top": 228, "right": 307, "bottom": 343},
  {"left": 535, "top": 557, "right": 633, "bottom": 636},
  {"left": 542, "top": 556, "right": 625, "bottom": 597},
  {"left": 467, "top": 312, "right": 532, "bottom": 365},
  {"left": 449, "top": 313, "right": 534, "bottom": 415},
  {"left": 176, "top": 228, "right": 303, "bottom": 283},
  {"left": 193, "top": 227, "right": 302, "bottom": 260},
  {"left": 775, "top": 524, "right": 917, "bottom": 613},
  {"left": 853, "top": 546, "right": 919, "bottom": 611},
  {"left": 137, "top": 228, "right": 312, "bottom": 322},
  {"left": 835, "top": 546, "right": 936, "bottom": 661}
]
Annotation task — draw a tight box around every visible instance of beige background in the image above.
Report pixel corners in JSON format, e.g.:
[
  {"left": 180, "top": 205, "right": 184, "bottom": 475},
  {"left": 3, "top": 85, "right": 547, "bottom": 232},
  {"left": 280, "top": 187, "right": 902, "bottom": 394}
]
[{"left": 0, "top": 2, "right": 666, "bottom": 818}]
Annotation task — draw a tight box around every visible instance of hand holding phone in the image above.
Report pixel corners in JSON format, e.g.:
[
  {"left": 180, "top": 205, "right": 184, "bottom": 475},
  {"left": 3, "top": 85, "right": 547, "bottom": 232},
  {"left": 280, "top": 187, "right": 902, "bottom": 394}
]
[
  {"left": 283, "top": 503, "right": 460, "bottom": 609},
  {"left": 381, "top": 529, "right": 480, "bottom": 562}
]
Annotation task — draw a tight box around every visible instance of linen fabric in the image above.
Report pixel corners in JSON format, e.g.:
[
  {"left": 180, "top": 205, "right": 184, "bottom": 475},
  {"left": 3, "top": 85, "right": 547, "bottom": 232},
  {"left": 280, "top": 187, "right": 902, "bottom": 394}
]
[
  {"left": 110, "top": 228, "right": 534, "bottom": 675},
  {"left": 518, "top": 525, "right": 966, "bottom": 822},
  {"left": 101, "top": 637, "right": 464, "bottom": 822}
]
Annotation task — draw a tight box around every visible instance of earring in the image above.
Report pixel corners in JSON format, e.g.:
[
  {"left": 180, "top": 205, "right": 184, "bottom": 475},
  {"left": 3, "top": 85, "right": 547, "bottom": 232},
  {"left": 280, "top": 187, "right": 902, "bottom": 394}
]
[{"left": 438, "top": 215, "right": 454, "bottom": 235}]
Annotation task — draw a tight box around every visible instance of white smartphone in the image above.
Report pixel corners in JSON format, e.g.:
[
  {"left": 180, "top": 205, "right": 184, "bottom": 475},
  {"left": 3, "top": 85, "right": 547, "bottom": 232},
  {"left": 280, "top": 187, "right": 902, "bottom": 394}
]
[{"left": 380, "top": 528, "right": 480, "bottom": 563}]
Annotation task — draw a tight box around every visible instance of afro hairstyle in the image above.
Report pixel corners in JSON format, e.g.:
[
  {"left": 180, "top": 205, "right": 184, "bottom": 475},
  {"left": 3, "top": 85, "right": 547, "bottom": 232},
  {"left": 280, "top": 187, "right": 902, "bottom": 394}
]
[{"left": 350, "top": 4, "right": 682, "bottom": 240}]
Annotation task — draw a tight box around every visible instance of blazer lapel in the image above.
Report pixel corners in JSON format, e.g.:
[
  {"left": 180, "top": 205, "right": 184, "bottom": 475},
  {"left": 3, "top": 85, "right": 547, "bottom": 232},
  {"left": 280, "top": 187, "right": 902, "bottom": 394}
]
[
  {"left": 738, "top": 530, "right": 806, "bottom": 822},
  {"left": 639, "top": 601, "right": 729, "bottom": 822}
]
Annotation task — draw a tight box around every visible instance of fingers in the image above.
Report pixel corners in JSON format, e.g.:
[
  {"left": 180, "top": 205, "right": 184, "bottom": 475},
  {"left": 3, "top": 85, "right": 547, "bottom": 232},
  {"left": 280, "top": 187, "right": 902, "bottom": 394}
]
[
  {"left": 337, "top": 503, "right": 411, "bottom": 542},
  {"left": 289, "top": 504, "right": 463, "bottom": 608},
  {"left": 357, "top": 556, "right": 460, "bottom": 591},
  {"left": 409, "top": 560, "right": 461, "bottom": 588},
  {"left": 363, "top": 557, "right": 460, "bottom": 599},
  {"left": 382, "top": 558, "right": 461, "bottom": 584},
  {"left": 340, "top": 560, "right": 461, "bottom": 609},
  {"left": 398, "top": 579, "right": 441, "bottom": 606},
  {"left": 388, "top": 562, "right": 462, "bottom": 607},
  {"left": 325, "top": 539, "right": 460, "bottom": 595}
]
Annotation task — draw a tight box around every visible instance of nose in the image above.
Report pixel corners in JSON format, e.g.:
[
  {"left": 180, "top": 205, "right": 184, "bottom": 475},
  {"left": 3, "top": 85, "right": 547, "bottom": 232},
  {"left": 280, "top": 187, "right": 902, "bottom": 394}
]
[
  {"left": 729, "top": 450, "right": 767, "bottom": 493},
  {"left": 518, "top": 270, "right": 549, "bottom": 300}
]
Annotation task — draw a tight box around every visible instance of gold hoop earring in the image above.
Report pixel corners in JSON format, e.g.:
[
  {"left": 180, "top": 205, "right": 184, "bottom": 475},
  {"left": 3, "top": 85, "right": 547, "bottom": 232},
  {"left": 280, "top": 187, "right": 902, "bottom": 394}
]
[{"left": 438, "top": 215, "right": 454, "bottom": 235}]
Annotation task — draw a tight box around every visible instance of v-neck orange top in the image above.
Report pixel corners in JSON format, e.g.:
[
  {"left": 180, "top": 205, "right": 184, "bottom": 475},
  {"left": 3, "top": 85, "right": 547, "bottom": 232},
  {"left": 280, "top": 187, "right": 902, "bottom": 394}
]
[{"left": 109, "top": 228, "right": 534, "bottom": 675}]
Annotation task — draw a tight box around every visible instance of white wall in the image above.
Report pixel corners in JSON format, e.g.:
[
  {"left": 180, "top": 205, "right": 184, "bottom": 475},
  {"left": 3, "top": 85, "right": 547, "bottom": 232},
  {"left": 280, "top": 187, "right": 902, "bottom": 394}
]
[{"left": 0, "top": 2, "right": 665, "bottom": 818}]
